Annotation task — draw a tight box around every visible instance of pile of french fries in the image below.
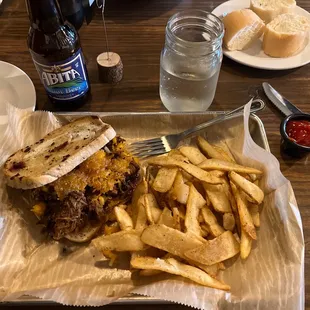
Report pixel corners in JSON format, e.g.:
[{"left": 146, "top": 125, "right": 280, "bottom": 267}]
[{"left": 92, "top": 136, "right": 264, "bottom": 291}]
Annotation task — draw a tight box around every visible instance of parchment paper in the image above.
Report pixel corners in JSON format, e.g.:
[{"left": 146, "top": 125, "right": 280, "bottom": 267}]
[{"left": 0, "top": 101, "right": 304, "bottom": 309}]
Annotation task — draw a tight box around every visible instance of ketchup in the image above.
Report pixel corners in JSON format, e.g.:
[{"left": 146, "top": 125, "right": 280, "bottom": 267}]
[{"left": 286, "top": 120, "right": 310, "bottom": 147}]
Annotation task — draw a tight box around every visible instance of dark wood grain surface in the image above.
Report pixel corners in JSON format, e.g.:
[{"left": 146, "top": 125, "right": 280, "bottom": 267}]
[{"left": 0, "top": 0, "right": 310, "bottom": 309}]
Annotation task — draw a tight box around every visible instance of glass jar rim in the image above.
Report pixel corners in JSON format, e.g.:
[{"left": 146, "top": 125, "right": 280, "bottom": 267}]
[{"left": 166, "top": 9, "right": 224, "bottom": 50}]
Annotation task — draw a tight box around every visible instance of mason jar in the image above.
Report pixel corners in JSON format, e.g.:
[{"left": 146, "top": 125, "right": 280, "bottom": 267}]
[{"left": 160, "top": 10, "right": 224, "bottom": 112}]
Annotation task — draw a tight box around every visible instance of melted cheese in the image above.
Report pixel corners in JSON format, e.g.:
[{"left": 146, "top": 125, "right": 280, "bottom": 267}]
[{"left": 52, "top": 139, "right": 134, "bottom": 200}]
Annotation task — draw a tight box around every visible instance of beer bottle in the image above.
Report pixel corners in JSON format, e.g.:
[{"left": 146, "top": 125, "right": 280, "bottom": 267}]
[
  {"left": 26, "top": 0, "right": 90, "bottom": 108},
  {"left": 58, "top": 0, "right": 84, "bottom": 30}
]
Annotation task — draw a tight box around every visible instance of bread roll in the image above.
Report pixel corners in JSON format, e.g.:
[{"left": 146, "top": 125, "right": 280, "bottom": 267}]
[
  {"left": 263, "top": 13, "right": 310, "bottom": 57},
  {"left": 250, "top": 0, "right": 296, "bottom": 23},
  {"left": 222, "top": 9, "right": 265, "bottom": 51}
]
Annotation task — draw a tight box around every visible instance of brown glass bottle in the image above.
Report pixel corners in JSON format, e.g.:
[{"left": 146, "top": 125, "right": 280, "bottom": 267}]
[
  {"left": 26, "top": 0, "right": 90, "bottom": 109},
  {"left": 58, "top": 0, "right": 84, "bottom": 30}
]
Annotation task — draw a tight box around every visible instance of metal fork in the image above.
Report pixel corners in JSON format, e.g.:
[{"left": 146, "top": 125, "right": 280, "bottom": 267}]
[{"left": 129, "top": 99, "right": 265, "bottom": 158}]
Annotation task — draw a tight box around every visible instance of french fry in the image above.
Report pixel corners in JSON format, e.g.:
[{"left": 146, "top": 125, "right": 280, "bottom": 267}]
[
  {"left": 223, "top": 213, "right": 235, "bottom": 231},
  {"left": 198, "top": 212, "right": 204, "bottom": 223},
  {"left": 216, "top": 142, "right": 236, "bottom": 162},
  {"left": 225, "top": 183, "right": 241, "bottom": 236},
  {"left": 187, "top": 231, "right": 208, "bottom": 244},
  {"left": 201, "top": 228, "right": 209, "bottom": 238},
  {"left": 181, "top": 170, "right": 195, "bottom": 183},
  {"left": 212, "top": 145, "right": 234, "bottom": 163},
  {"left": 218, "top": 262, "right": 226, "bottom": 270},
  {"left": 208, "top": 170, "right": 225, "bottom": 178},
  {"left": 114, "top": 206, "right": 133, "bottom": 231},
  {"left": 179, "top": 146, "right": 207, "bottom": 165},
  {"left": 104, "top": 222, "right": 120, "bottom": 235},
  {"left": 142, "top": 226, "right": 220, "bottom": 279},
  {"left": 152, "top": 167, "right": 178, "bottom": 193},
  {"left": 168, "top": 149, "right": 190, "bottom": 163},
  {"left": 92, "top": 229, "right": 145, "bottom": 252},
  {"left": 184, "top": 231, "right": 240, "bottom": 266},
  {"left": 230, "top": 181, "right": 257, "bottom": 240},
  {"left": 197, "top": 136, "right": 229, "bottom": 162},
  {"left": 170, "top": 172, "right": 190, "bottom": 204},
  {"left": 164, "top": 260, "right": 227, "bottom": 290},
  {"left": 203, "top": 183, "right": 232, "bottom": 213},
  {"left": 172, "top": 207, "right": 181, "bottom": 230},
  {"left": 241, "top": 191, "right": 257, "bottom": 204},
  {"left": 194, "top": 262, "right": 220, "bottom": 278},
  {"left": 175, "top": 170, "right": 185, "bottom": 184},
  {"left": 204, "top": 192, "right": 212, "bottom": 208},
  {"left": 239, "top": 173, "right": 252, "bottom": 181},
  {"left": 145, "top": 165, "right": 155, "bottom": 184},
  {"left": 135, "top": 197, "right": 148, "bottom": 232},
  {"left": 229, "top": 171, "right": 264, "bottom": 204},
  {"left": 248, "top": 203, "right": 260, "bottom": 228},
  {"left": 201, "top": 207, "right": 225, "bottom": 237},
  {"left": 199, "top": 159, "right": 263, "bottom": 175},
  {"left": 185, "top": 184, "right": 206, "bottom": 236},
  {"left": 172, "top": 183, "right": 189, "bottom": 205},
  {"left": 168, "top": 149, "right": 183, "bottom": 157},
  {"left": 131, "top": 256, "right": 230, "bottom": 291},
  {"left": 148, "top": 157, "right": 223, "bottom": 185},
  {"left": 157, "top": 207, "right": 175, "bottom": 228},
  {"left": 200, "top": 223, "right": 210, "bottom": 237},
  {"left": 141, "top": 193, "right": 162, "bottom": 224},
  {"left": 171, "top": 170, "right": 184, "bottom": 189},
  {"left": 233, "top": 232, "right": 241, "bottom": 243},
  {"left": 177, "top": 204, "right": 186, "bottom": 220},
  {"left": 131, "top": 179, "right": 148, "bottom": 226},
  {"left": 220, "top": 177, "right": 231, "bottom": 197},
  {"left": 97, "top": 135, "right": 265, "bottom": 291},
  {"left": 249, "top": 173, "right": 259, "bottom": 182},
  {"left": 240, "top": 228, "right": 252, "bottom": 259},
  {"left": 102, "top": 250, "right": 118, "bottom": 267},
  {"left": 141, "top": 224, "right": 203, "bottom": 259}
]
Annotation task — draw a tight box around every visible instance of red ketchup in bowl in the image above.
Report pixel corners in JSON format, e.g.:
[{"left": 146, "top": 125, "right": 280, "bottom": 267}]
[{"left": 286, "top": 120, "right": 310, "bottom": 147}]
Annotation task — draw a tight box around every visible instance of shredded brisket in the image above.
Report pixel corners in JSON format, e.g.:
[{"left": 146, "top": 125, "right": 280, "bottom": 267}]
[
  {"left": 47, "top": 191, "right": 88, "bottom": 240},
  {"left": 32, "top": 136, "right": 140, "bottom": 241}
]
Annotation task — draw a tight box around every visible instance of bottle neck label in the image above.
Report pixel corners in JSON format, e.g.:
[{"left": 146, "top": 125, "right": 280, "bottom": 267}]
[{"left": 31, "top": 48, "right": 89, "bottom": 102}]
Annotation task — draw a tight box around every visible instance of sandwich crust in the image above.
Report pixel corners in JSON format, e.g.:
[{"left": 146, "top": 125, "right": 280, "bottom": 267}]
[{"left": 3, "top": 116, "right": 116, "bottom": 189}]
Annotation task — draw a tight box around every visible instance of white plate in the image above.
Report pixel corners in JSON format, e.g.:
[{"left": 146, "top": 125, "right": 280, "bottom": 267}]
[
  {"left": 0, "top": 61, "right": 36, "bottom": 125},
  {"left": 212, "top": 0, "right": 310, "bottom": 70}
]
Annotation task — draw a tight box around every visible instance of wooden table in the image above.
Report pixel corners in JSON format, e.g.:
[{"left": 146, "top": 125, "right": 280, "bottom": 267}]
[{"left": 0, "top": 0, "right": 310, "bottom": 309}]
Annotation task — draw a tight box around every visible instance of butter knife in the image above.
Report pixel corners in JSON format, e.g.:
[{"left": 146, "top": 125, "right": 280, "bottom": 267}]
[{"left": 262, "top": 82, "right": 303, "bottom": 117}]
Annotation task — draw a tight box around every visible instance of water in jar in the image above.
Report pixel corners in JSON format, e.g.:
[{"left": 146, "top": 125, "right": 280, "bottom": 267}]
[
  {"left": 160, "top": 60, "right": 221, "bottom": 112},
  {"left": 160, "top": 12, "right": 223, "bottom": 112}
]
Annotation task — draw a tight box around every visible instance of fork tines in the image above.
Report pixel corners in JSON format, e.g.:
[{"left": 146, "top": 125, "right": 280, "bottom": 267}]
[{"left": 129, "top": 138, "right": 168, "bottom": 158}]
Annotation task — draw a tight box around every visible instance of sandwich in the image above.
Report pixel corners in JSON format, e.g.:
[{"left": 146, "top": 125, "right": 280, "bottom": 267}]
[{"left": 3, "top": 116, "right": 140, "bottom": 242}]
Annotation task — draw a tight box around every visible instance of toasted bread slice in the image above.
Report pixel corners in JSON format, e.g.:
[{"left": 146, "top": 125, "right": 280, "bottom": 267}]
[
  {"left": 4, "top": 116, "right": 116, "bottom": 189},
  {"left": 250, "top": 0, "right": 296, "bottom": 23},
  {"left": 263, "top": 13, "right": 310, "bottom": 57},
  {"left": 223, "top": 9, "right": 265, "bottom": 51}
]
